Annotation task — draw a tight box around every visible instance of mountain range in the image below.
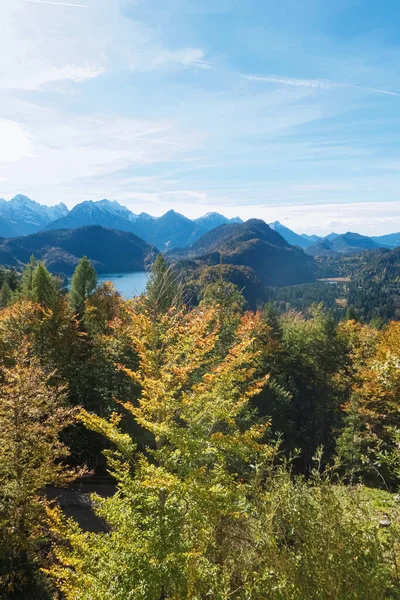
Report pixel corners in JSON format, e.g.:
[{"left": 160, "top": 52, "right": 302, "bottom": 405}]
[
  {"left": 0, "top": 196, "right": 399, "bottom": 256},
  {"left": 0, "top": 196, "right": 243, "bottom": 251}
]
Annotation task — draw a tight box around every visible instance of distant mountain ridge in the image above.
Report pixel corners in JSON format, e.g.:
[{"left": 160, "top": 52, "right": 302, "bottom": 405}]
[
  {"left": 270, "top": 223, "right": 397, "bottom": 255},
  {"left": 305, "top": 232, "right": 383, "bottom": 257},
  {"left": 372, "top": 232, "right": 400, "bottom": 248},
  {"left": 269, "top": 221, "right": 313, "bottom": 249},
  {"left": 194, "top": 212, "right": 243, "bottom": 232}
]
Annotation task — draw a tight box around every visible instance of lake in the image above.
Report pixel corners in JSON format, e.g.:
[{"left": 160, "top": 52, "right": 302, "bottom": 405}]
[{"left": 97, "top": 272, "right": 149, "bottom": 298}]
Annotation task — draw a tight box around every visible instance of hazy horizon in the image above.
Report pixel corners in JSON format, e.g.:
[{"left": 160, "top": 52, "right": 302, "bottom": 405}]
[{"left": 2, "top": 1, "right": 400, "bottom": 236}]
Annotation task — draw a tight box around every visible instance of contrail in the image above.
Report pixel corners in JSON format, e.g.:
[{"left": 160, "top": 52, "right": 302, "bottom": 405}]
[
  {"left": 24, "top": 0, "right": 87, "bottom": 7},
  {"left": 244, "top": 74, "right": 400, "bottom": 97}
]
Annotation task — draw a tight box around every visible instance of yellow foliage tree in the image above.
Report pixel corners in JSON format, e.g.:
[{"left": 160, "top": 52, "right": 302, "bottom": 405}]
[
  {"left": 0, "top": 345, "right": 76, "bottom": 596},
  {"left": 47, "top": 299, "right": 271, "bottom": 599},
  {"left": 337, "top": 320, "right": 400, "bottom": 485}
]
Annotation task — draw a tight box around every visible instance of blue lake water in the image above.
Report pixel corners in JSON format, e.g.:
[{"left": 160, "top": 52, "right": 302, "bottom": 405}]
[{"left": 97, "top": 272, "right": 149, "bottom": 298}]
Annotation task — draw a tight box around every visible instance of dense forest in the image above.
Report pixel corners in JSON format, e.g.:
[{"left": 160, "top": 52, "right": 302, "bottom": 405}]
[
  {"left": 264, "top": 248, "right": 400, "bottom": 323},
  {"left": 0, "top": 255, "right": 400, "bottom": 599}
]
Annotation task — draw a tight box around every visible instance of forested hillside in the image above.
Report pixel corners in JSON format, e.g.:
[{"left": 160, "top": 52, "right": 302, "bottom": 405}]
[
  {"left": 0, "top": 226, "right": 156, "bottom": 275},
  {"left": 170, "top": 219, "right": 316, "bottom": 306},
  {"left": 0, "top": 255, "right": 399, "bottom": 599}
]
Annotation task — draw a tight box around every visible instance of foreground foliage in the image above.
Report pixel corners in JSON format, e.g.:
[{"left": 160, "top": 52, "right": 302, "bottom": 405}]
[{"left": 0, "top": 256, "right": 399, "bottom": 598}]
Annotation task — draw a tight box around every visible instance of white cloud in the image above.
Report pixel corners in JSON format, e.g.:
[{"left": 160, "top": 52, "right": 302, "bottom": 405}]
[
  {"left": 150, "top": 48, "right": 212, "bottom": 70},
  {"left": 0, "top": 64, "right": 104, "bottom": 91}
]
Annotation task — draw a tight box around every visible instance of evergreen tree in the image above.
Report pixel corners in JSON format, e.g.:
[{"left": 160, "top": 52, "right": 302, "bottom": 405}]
[
  {"left": 20, "top": 255, "right": 37, "bottom": 299},
  {"left": 31, "top": 262, "right": 58, "bottom": 309},
  {"left": 0, "top": 282, "right": 12, "bottom": 308},
  {"left": 69, "top": 257, "right": 97, "bottom": 316},
  {"left": 146, "top": 254, "right": 180, "bottom": 316},
  {"left": 200, "top": 278, "right": 246, "bottom": 353},
  {"left": 345, "top": 305, "right": 359, "bottom": 322}
]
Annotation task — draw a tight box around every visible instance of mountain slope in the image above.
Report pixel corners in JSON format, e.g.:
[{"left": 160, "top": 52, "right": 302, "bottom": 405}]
[
  {"left": 0, "top": 226, "right": 156, "bottom": 275},
  {"left": 269, "top": 221, "right": 313, "bottom": 249},
  {"left": 43, "top": 199, "right": 138, "bottom": 234},
  {"left": 306, "top": 232, "right": 383, "bottom": 257},
  {"left": 135, "top": 210, "right": 206, "bottom": 250},
  {"left": 0, "top": 195, "right": 68, "bottom": 236},
  {"left": 301, "top": 233, "right": 321, "bottom": 243},
  {"left": 171, "top": 219, "right": 316, "bottom": 288},
  {"left": 371, "top": 232, "right": 400, "bottom": 249}
]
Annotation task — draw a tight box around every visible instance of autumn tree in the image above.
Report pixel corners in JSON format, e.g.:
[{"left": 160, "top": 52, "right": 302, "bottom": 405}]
[
  {"left": 47, "top": 299, "right": 400, "bottom": 599},
  {"left": 0, "top": 346, "right": 76, "bottom": 598},
  {"left": 337, "top": 320, "right": 400, "bottom": 487},
  {"left": 47, "top": 298, "right": 272, "bottom": 599}
]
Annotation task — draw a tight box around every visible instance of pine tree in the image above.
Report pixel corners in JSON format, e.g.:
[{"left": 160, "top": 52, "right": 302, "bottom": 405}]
[{"left": 69, "top": 257, "right": 97, "bottom": 316}]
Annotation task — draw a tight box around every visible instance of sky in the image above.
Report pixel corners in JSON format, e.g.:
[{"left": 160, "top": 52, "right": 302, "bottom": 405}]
[{"left": 1, "top": 0, "right": 400, "bottom": 235}]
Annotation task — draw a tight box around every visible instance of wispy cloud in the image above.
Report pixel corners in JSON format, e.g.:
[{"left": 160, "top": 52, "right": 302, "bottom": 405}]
[
  {"left": 23, "top": 0, "right": 87, "bottom": 7},
  {"left": 0, "top": 65, "right": 105, "bottom": 91},
  {"left": 148, "top": 48, "right": 213, "bottom": 70},
  {"left": 243, "top": 74, "right": 400, "bottom": 97}
]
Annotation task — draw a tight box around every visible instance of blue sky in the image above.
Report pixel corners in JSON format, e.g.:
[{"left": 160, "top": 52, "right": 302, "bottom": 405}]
[{"left": 1, "top": 0, "right": 400, "bottom": 235}]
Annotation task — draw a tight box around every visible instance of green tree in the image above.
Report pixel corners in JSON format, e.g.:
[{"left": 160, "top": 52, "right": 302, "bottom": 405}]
[
  {"left": 31, "top": 262, "right": 58, "bottom": 309},
  {"left": 0, "top": 282, "right": 12, "bottom": 308},
  {"left": 20, "top": 255, "right": 37, "bottom": 298},
  {"left": 69, "top": 257, "right": 97, "bottom": 316},
  {"left": 200, "top": 278, "right": 246, "bottom": 354},
  {"left": 146, "top": 254, "right": 180, "bottom": 316},
  {"left": 6, "top": 268, "right": 19, "bottom": 292}
]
